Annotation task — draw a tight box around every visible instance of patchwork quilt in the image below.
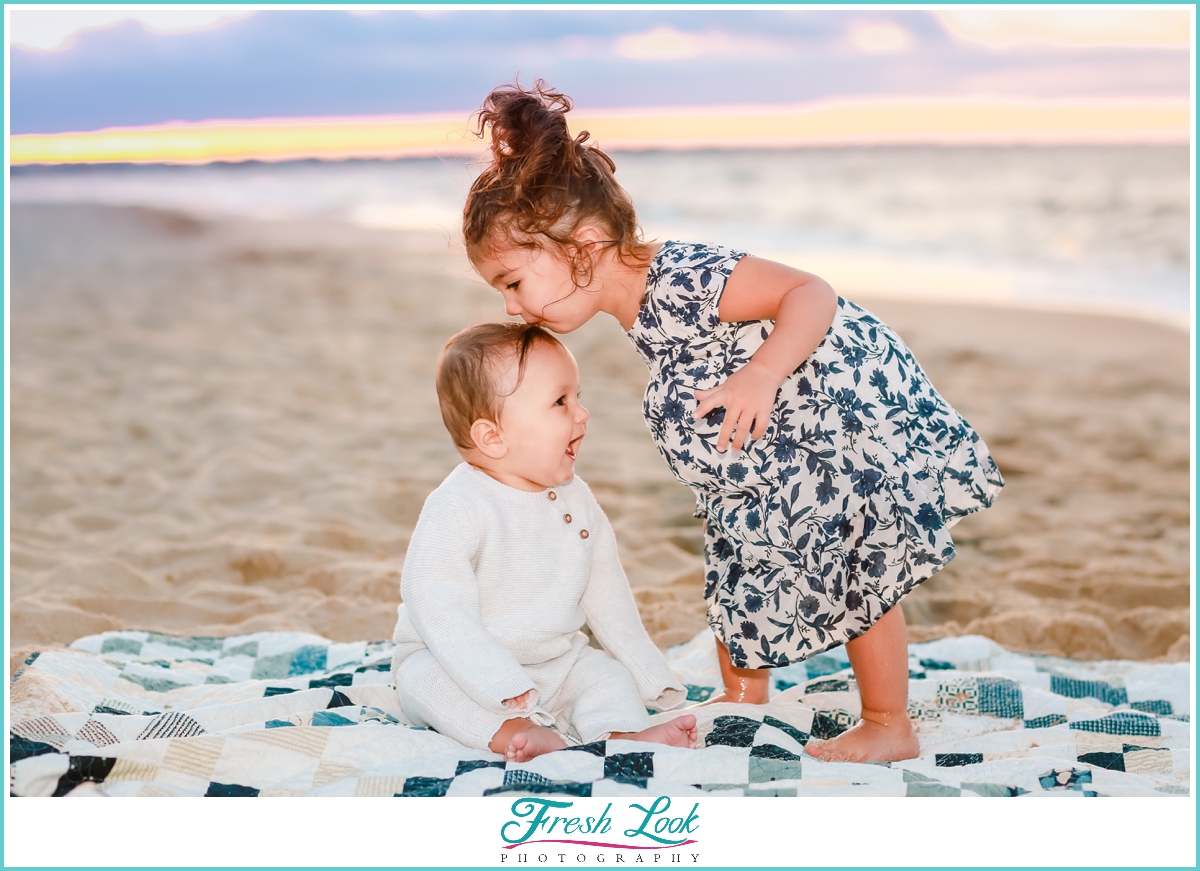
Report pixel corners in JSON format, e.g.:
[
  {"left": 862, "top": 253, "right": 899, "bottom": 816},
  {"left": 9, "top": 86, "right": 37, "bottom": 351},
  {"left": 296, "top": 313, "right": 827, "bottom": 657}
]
[{"left": 9, "top": 629, "right": 1190, "bottom": 797}]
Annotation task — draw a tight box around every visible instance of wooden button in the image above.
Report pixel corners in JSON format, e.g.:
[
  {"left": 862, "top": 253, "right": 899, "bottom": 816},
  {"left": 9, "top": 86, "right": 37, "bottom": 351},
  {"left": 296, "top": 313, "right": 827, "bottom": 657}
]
[
  {"left": 547, "top": 491, "right": 557, "bottom": 501},
  {"left": 579, "top": 529, "right": 589, "bottom": 539},
  {"left": 563, "top": 514, "right": 572, "bottom": 523}
]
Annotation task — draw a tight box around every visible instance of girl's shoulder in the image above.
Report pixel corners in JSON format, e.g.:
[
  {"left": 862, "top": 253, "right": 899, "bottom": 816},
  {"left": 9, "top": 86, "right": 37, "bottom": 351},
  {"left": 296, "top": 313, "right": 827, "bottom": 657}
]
[
  {"left": 635, "top": 241, "right": 749, "bottom": 342},
  {"left": 648, "top": 240, "right": 748, "bottom": 284}
]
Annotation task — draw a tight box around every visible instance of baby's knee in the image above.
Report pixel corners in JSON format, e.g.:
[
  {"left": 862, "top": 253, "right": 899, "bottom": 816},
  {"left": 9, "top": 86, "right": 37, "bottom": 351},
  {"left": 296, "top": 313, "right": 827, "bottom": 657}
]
[
  {"left": 568, "top": 650, "right": 642, "bottom": 710},
  {"left": 606, "top": 655, "right": 640, "bottom": 691},
  {"left": 395, "top": 652, "right": 444, "bottom": 727}
]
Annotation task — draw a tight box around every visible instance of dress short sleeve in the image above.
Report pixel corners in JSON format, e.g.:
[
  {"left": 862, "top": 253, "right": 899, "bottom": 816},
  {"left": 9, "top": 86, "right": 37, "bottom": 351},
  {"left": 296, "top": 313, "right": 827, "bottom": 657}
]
[{"left": 637, "top": 242, "right": 748, "bottom": 345}]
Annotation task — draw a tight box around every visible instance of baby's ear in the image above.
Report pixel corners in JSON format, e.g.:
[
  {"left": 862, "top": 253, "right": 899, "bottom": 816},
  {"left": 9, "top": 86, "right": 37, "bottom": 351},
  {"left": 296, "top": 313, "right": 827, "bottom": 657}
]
[{"left": 469, "top": 418, "right": 507, "bottom": 459}]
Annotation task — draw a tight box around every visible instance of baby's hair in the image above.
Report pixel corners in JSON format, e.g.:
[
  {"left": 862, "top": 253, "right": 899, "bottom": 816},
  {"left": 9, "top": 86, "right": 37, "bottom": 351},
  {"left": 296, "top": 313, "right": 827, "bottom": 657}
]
[
  {"left": 463, "top": 79, "right": 648, "bottom": 290},
  {"left": 436, "top": 322, "right": 563, "bottom": 451}
]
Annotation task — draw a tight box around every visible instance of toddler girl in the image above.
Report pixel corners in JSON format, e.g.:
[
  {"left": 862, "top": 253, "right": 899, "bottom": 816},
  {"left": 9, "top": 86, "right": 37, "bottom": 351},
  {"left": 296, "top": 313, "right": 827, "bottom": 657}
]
[
  {"left": 392, "top": 323, "right": 698, "bottom": 761},
  {"left": 460, "top": 81, "right": 1004, "bottom": 763}
]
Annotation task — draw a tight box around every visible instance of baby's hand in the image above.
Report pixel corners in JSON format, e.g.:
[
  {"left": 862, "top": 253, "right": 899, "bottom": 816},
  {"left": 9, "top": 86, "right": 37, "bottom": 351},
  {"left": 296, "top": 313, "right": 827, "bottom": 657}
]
[
  {"left": 693, "top": 360, "right": 779, "bottom": 452},
  {"left": 504, "top": 690, "right": 535, "bottom": 710}
]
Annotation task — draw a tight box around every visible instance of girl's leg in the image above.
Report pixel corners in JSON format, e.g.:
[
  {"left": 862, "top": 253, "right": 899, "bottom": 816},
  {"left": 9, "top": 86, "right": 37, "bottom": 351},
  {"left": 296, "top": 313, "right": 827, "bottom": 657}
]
[
  {"left": 700, "top": 636, "right": 771, "bottom": 705},
  {"left": 804, "top": 605, "right": 920, "bottom": 763},
  {"left": 699, "top": 521, "right": 770, "bottom": 704}
]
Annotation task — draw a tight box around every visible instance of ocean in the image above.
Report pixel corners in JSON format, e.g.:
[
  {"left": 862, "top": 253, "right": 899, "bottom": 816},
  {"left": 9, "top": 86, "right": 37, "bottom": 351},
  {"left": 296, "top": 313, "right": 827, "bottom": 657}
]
[{"left": 10, "top": 145, "right": 1192, "bottom": 326}]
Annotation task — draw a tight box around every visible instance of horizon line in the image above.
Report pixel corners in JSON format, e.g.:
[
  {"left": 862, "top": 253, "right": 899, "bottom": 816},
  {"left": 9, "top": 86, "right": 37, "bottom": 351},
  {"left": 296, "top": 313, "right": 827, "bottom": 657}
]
[{"left": 10, "top": 96, "right": 1190, "bottom": 166}]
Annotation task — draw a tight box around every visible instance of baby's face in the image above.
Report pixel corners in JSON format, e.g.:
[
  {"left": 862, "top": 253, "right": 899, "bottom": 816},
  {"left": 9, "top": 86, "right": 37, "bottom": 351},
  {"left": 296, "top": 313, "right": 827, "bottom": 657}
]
[{"left": 493, "top": 341, "right": 590, "bottom": 489}]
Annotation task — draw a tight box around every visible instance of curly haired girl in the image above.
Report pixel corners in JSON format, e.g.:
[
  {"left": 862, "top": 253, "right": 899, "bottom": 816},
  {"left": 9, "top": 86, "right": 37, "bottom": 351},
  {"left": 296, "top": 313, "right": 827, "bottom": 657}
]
[{"left": 461, "top": 80, "right": 1003, "bottom": 762}]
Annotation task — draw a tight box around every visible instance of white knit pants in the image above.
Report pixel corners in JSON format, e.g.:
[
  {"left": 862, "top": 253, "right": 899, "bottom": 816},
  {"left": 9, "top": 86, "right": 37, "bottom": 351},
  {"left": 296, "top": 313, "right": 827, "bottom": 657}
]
[{"left": 397, "top": 645, "right": 652, "bottom": 750}]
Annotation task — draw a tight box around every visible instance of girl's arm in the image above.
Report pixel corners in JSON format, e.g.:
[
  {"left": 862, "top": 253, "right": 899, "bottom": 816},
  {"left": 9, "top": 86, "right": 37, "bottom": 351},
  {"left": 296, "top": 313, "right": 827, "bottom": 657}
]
[{"left": 693, "top": 256, "right": 837, "bottom": 453}]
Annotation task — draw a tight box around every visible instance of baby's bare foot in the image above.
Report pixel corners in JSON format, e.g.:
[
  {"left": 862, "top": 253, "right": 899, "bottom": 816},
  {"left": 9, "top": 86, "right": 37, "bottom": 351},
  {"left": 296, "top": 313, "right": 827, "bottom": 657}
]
[
  {"left": 804, "top": 713, "right": 919, "bottom": 763},
  {"left": 614, "top": 714, "right": 699, "bottom": 748},
  {"left": 506, "top": 725, "right": 568, "bottom": 762}
]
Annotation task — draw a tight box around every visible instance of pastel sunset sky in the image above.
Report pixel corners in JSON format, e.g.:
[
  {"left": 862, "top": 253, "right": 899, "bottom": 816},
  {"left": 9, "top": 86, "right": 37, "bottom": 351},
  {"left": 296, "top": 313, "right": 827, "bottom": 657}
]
[{"left": 8, "top": 7, "right": 1193, "bottom": 163}]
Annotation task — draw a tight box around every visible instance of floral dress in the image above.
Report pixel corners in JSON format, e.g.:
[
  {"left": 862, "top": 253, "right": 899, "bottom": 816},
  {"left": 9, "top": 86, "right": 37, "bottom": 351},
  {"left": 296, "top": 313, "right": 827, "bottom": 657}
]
[{"left": 627, "top": 241, "right": 1004, "bottom": 668}]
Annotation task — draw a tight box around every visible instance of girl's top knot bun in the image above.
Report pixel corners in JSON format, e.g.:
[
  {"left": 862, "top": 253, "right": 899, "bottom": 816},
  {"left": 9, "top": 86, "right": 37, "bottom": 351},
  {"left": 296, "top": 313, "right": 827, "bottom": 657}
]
[
  {"left": 480, "top": 80, "right": 572, "bottom": 160},
  {"left": 473, "top": 79, "right": 606, "bottom": 197},
  {"left": 464, "top": 79, "right": 644, "bottom": 286}
]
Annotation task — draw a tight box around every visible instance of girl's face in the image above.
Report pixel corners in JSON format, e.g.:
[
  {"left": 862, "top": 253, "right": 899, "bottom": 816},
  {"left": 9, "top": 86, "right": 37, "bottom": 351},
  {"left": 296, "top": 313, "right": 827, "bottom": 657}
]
[{"left": 476, "top": 242, "right": 599, "bottom": 334}]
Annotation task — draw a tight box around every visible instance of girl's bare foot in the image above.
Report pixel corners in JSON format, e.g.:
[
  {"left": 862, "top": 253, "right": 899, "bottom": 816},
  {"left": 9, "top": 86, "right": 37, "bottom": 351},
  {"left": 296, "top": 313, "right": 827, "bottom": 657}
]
[
  {"left": 612, "top": 714, "right": 698, "bottom": 748},
  {"left": 804, "top": 710, "right": 919, "bottom": 763},
  {"left": 506, "top": 724, "right": 568, "bottom": 762},
  {"left": 804, "top": 608, "right": 918, "bottom": 763}
]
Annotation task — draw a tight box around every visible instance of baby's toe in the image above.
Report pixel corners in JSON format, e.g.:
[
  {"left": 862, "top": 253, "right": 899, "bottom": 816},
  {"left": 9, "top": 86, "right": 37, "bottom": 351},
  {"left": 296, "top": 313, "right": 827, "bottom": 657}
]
[{"left": 507, "top": 734, "right": 529, "bottom": 761}]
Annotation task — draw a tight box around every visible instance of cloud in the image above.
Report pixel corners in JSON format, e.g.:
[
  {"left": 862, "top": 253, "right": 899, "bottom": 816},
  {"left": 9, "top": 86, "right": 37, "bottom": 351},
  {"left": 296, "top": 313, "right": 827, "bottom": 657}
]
[
  {"left": 10, "top": 9, "right": 252, "bottom": 52},
  {"left": 615, "top": 27, "right": 704, "bottom": 60},
  {"left": 8, "top": 9, "right": 1190, "bottom": 136},
  {"left": 847, "top": 21, "right": 915, "bottom": 55},
  {"left": 612, "top": 26, "right": 788, "bottom": 61},
  {"left": 936, "top": 9, "right": 1191, "bottom": 51}
]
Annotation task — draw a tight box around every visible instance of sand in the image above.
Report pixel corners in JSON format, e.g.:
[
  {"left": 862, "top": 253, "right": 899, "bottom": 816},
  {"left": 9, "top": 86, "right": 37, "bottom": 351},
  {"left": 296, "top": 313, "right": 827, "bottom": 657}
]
[{"left": 8, "top": 203, "right": 1191, "bottom": 673}]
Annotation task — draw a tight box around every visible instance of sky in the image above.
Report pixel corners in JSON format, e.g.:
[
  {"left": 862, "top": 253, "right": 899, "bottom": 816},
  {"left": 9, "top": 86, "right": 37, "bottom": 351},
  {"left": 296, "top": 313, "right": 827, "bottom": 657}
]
[{"left": 9, "top": 8, "right": 1191, "bottom": 135}]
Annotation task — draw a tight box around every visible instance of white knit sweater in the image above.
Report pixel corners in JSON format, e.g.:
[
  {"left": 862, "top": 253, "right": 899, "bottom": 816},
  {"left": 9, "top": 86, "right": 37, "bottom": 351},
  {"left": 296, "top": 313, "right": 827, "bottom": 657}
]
[{"left": 392, "top": 463, "right": 686, "bottom": 716}]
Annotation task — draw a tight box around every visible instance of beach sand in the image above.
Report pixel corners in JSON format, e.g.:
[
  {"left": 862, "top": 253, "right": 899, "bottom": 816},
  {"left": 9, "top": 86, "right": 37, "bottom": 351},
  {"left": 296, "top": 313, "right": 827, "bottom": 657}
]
[{"left": 9, "top": 204, "right": 1191, "bottom": 673}]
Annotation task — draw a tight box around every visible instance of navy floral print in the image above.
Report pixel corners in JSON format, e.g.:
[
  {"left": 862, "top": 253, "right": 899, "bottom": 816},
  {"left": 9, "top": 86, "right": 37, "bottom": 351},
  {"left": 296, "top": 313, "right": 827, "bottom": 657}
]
[{"left": 627, "top": 241, "right": 1004, "bottom": 668}]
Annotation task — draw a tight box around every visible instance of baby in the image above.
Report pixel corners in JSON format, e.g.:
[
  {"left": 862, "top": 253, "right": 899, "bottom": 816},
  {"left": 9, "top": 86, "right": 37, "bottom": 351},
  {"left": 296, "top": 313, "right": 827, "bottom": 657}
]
[{"left": 390, "top": 322, "right": 698, "bottom": 761}]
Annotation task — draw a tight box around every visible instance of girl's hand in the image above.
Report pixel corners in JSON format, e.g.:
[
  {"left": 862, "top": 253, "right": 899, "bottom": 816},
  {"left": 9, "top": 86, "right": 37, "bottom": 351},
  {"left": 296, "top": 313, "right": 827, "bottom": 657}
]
[
  {"left": 504, "top": 689, "right": 535, "bottom": 710},
  {"left": 693, "top": 360, "right": 779, "bottom": 453}
]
